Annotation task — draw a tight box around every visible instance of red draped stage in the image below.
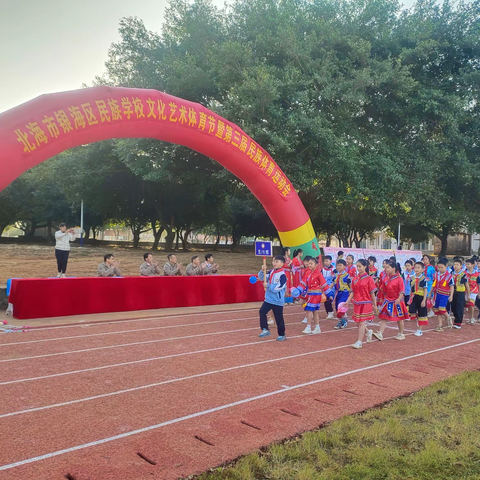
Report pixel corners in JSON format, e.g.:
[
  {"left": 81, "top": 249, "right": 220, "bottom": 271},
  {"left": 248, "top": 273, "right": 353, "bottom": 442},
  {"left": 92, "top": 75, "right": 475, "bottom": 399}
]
[{"left": 9, "top": 275, "right": 264, "bottom": 320}]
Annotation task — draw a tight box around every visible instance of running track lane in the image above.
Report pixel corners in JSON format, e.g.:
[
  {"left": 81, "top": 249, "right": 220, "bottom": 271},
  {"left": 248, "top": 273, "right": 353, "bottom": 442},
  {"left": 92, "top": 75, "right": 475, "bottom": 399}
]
[{"left": 1, "top": 307, "right": 479, "bottom": 480}]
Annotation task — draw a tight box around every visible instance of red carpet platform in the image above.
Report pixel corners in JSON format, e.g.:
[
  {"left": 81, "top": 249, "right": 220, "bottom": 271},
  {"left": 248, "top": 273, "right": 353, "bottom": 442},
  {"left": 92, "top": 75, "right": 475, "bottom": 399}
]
[{"left": 8, "top": 275, "right": 264, "bottom": 320}]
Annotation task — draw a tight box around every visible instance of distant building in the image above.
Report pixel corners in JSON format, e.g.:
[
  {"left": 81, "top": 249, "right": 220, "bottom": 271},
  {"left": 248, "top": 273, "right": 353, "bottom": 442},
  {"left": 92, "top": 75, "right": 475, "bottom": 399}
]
[{"left": 320, "top": 230, "right": 434, "bottom": 252}]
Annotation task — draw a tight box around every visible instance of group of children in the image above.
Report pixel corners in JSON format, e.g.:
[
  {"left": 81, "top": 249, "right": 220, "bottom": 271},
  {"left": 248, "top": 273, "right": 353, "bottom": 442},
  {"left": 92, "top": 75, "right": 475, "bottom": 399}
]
[{"left": 258, "top": 249, "right": 480, "bottom": 349}]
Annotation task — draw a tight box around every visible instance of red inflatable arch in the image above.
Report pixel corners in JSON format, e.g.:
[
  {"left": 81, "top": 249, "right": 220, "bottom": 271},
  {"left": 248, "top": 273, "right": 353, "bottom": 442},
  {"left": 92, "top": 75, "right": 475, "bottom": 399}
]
[{"left": 0, "top": 86, "right": 318, "bottom": 254}]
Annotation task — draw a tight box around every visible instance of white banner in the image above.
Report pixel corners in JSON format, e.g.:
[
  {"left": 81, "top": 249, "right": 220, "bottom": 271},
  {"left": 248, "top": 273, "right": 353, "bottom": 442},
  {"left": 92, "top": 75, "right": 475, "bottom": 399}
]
[
  {"left": 394, "top": 250, "right": 423, "bottom": 268},
  {"left": 363, "top": 249, "right": 395, "bottom": 270},
  {"left": 323, "top": 247, "right": 423, "bottom": 270},
  {"left": 323, "top": 247, "right": 365, "bottom": 266}
]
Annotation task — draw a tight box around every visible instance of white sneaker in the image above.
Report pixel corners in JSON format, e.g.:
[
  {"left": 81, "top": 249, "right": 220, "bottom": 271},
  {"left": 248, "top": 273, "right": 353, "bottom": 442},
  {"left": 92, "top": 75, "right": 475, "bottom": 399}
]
[
  {"left": 312, "top": 325, "right": 321, "bottom": 334},
  {"left": 414, "top": 329, "right": 423, "bottom": 337},
  {"left": 267, "top": 318, "right": 274, "bottom": 325},
  {"left": 302, "top": 317, "right": 308, "bottom": 324},
  {"left": 352, "top": 340, "right": 363, "bottom": 349},
  {"left": 326, "top": 312, "right": 334, "bottom": 319},
  {"left": 302, "top": 325, "right": 312, "bottom": 334},
  {"left": 366, "top": 329, "right": 373, "bottom": 343},
  {"left": 427, "top": 310, "right": 435, "bottom": 317},
  {"left": 57, "top": 273, "right": 62, "bottom": 278},
  {"left": 373, "top": 331, "right": 383, "bottom": 341},
  {"left": 61, "top": 274, "right": 66, "bottom": 278},
  {"left": 395, "top": 333, "right": 406, "bottom": 341}
]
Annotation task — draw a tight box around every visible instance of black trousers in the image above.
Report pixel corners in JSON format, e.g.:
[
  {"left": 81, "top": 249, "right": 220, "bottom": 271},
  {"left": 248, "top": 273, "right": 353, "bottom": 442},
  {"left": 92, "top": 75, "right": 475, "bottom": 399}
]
[
  {"left": 451, "top": 291, "right": 466, "bottom": 325},
  {"left": 408, "top": 294, "right": 427, "bottom": 319},
  {"left": 324, "top": 300, "right": 334, "bottom": 313},
  {"left": 55, "top": 249, "right": 70, "bottom": 273},
  {"left": 259, "top": 302, "right": 285, "bottom": 336}
]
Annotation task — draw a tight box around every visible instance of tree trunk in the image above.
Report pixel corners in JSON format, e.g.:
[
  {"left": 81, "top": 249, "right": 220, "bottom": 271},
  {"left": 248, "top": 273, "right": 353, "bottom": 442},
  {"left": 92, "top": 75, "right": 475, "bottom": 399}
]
[
  {"left": 26, "top": 220, "right": 37, "bottom": 237},
  {"left": 175, "top": 228, "right": 181, "bottom": 250},
  {"left": 182, "top": 228, "right": 192, "bottom": 251},
  {"left": 213, "top": 232, "right": 221, "bottom": 251},
  {"left": 231, "top": 232, "right": 241, "bottom": 252},
  {"left": 132, "top": 228, "right": 141, "bottom": 248},
  {"left": 164, "top": 225, "right": 175, "bottom": 251},
  {"left": 338, "top": 234, "right": 350, "bottom": 248},
  {"left": 46, "top": 219, "right": 54, "bottom": 241},
  {"left": 438, "top": 233, "right": 449, "bottom": 257},
  {"left": 152, "top": 226, "right": 165, "bottom": 251},
  {"left": 326, "top": 235, "right": 331, "bottom": 247},
  {"left": 353, "top": 232, "right": 362, "bottom": 249}
]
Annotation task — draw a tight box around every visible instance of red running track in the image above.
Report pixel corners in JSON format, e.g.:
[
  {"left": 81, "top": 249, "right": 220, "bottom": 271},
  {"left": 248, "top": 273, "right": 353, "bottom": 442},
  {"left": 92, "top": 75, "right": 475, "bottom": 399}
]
[{"left": 1, "top": 306, "right": 479, "bottom": 480}]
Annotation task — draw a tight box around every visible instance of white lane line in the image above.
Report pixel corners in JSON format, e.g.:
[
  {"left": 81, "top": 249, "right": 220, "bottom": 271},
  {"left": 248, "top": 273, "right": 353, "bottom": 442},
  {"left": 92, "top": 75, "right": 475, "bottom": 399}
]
[
  {"left": 0, "top": 326, "right": 358, "bottom": 384},
  {"left": 0, "top": 313, "right": 279, "bottom": 347},
  {"left": 1, "top": 337, "right": 478, "bottom": 472},
  {"left": 0, "top": 315, "right": 303, "bottom": 364},
  {"left": 0, "top": 332, "right": 378, "bottom": 418},
  {"left": 5, "top": 307, "right": 260, "bottom": 333},
  {"left": 0, "top": 327, "right": 437, "bottom": 413}
]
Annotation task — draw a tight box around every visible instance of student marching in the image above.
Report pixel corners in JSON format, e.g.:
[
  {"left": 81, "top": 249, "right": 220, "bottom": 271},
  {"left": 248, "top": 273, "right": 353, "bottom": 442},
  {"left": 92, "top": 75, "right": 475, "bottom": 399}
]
[{"left": 257, "top": 250, "right": 479, "bottom": 350}]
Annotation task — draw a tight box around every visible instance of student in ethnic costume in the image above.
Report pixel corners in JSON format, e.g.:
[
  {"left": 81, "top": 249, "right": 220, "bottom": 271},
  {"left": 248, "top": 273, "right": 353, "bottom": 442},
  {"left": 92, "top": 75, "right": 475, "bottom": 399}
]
[
  {"left": 332, "top": 259, "right": 352, "bottom": 330},
  {"left": 373, "top": 260, "right": 409, "bottom": 342},
  {"left": 432, "top": 259, "right": 454, "bottom": 331},
  {"left": 344, "top": 259, "right": 377, "bottom": 349},
  {"left": 301, "top": 258, "right": 332, "bottom": 335},
  {"left": 407, "top": 262, "right": 428, "bottom": 337}
]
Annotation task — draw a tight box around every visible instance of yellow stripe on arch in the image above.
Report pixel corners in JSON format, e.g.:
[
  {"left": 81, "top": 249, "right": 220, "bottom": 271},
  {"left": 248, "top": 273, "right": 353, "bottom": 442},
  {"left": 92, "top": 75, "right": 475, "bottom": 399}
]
[{"left": 278, "top": 219, "right": 316, "bottom": 247}]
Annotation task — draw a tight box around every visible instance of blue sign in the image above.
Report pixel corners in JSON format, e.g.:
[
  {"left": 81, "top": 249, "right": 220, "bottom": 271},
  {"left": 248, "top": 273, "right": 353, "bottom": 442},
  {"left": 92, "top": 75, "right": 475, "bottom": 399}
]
[{"left": 255, "top": 240, "right": 273, "bottom": 257}]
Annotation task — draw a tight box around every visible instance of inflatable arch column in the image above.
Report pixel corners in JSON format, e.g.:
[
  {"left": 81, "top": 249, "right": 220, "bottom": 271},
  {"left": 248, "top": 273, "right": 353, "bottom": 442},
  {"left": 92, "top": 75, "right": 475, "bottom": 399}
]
[{"left": 0, "top": 86, "right": 319, "bottom": 257}]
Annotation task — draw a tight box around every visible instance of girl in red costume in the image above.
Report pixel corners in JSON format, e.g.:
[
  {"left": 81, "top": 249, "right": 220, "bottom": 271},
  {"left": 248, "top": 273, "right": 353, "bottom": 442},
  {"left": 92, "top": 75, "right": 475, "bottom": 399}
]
[
  {"left": 465, "top": 258, "right": 479, "bottom": 324},
  {"left": 301, "top": 257, "right": 332, "bottom": 335},
  {"left": 300, "top": 256, "right": 313, "bottom": 324},
  {"left": 373, "top": 260, "right": 409, "bottom": 341},
  {"left": 345, "top": 259, "right": 378, "bottom": 349},
  {"left": 346, "top": 254, "right": 357, "bottom": 278},
  {"left": 376, "top": 259, "right": 388, "bottom": 306},
  {"left": 368, "top": 256, "right": 378, "bottom": 283},
  {"left": 291, "top": 249, "right": 305, "bottom": 303}
]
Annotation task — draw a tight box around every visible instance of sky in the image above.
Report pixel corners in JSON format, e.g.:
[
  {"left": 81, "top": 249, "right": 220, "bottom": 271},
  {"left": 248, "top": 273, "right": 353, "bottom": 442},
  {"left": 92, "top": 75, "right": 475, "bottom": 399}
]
[{"left": 1, "top": 0, "right": 416, "bottom": 114}]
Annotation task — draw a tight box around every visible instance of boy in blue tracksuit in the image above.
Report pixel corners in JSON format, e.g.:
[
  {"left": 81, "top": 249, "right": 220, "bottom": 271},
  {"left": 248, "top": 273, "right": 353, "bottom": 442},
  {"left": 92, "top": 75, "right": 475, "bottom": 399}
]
[{"left": 258, "top": 255, "right": 287, "bottom": 341}]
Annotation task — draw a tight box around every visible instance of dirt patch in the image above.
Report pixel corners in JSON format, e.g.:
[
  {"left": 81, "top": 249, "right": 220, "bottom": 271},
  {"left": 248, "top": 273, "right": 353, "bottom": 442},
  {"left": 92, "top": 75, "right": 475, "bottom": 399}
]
[{"left": 0, "top": 243, "right": 265, "bottom": 285}]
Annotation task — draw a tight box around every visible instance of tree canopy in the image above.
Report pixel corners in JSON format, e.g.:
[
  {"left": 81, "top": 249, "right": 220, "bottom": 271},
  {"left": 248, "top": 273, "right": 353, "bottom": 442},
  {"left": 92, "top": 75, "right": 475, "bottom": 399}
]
[{"left": 2, "top": 0, "right": 480, "bottom": 255}]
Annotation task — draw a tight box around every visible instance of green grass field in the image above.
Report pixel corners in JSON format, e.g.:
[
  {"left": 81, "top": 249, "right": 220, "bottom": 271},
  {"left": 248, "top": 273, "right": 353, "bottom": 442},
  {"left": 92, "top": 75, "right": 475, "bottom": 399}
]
[{"left": 194, "top": 371, "right": 480, "bottom": 480}]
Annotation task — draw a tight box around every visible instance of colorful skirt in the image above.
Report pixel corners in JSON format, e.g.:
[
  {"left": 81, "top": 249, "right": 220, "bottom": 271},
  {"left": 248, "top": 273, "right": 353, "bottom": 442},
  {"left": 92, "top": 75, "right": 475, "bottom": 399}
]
[
  {"left": 352, "top": 301, "right": 375, "bottom": 323},
  {"left": 304, "top": 292, "right": 323, "bottom": 312},
  {"left": 379, "top": 300, "right": 409, "bottom": 322},
  {"left": 376, "top": 290, "right": 385, "bottom": 306},
  {"left": 293, "top": 270, "right": 302, "bottom": 288}
]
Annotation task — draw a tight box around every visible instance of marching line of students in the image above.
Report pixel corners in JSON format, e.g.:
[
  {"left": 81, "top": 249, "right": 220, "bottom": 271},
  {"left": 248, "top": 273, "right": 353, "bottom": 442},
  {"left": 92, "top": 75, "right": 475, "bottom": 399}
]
[{"left": 258, "top": 251, "right": 480, "bottom": 348}]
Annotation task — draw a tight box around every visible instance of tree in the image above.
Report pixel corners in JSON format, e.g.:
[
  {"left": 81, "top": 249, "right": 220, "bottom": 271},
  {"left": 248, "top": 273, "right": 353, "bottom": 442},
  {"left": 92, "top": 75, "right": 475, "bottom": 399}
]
[{"left": 12, "top": 0, "right": 475, "bottom": 252}]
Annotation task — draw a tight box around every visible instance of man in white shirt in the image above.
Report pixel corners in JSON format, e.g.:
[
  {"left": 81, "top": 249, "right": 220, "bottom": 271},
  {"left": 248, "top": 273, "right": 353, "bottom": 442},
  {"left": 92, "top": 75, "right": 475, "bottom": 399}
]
[{"left": 55, "top": 223, "right": 75, "bottom": 277}]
